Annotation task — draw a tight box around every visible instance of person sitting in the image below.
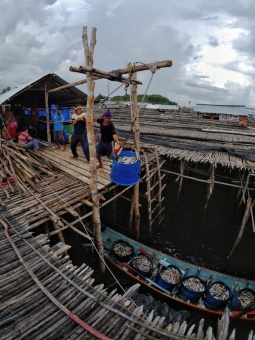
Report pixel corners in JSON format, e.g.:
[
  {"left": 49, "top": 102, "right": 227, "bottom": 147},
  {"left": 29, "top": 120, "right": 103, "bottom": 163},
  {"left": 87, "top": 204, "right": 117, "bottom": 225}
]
[{"left": 18, "top": 125, "right": 39, "bottom": 151}]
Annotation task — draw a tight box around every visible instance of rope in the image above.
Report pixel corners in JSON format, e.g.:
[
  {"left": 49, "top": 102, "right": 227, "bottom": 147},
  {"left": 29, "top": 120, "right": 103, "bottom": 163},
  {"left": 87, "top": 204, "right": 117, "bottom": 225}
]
[
  {"left": 121, "top": 62, "right": 157, "bottom": 154},
  {"left": 110, "top": 69, "right": 122, "bottom": 82}
]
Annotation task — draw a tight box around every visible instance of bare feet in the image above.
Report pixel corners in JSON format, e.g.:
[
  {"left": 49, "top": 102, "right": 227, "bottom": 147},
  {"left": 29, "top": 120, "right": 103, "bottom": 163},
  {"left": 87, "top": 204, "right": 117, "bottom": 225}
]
[
  {"left": 62, "top": 148, "right": 67, "bottom": 151},
  {"left": 70, "top": 155, "right": 78, "bottom": 159},
  {"left": 97, "top": 164, "right": 103, "bottom": 169}
]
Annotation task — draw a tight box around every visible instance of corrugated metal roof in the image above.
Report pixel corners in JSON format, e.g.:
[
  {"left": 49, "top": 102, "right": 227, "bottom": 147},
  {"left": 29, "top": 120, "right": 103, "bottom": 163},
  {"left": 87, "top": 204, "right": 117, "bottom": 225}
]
[
  {"left": 247, "top": 107, "right": 255, "bottom": 115},
  {"left": 145, "top": 104, "right": 179, "bottom": 110},
  {"left": 0, "top": 73, "right": 87, "bottom": 108},
  {"left": 195, "top": 104, "right": 248, "bottom": 116}
]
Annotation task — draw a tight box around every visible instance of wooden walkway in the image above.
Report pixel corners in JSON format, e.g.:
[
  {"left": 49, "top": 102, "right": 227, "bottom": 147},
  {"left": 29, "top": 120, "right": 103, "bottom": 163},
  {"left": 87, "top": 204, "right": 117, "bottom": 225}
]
[{"left": 37, "top": 143, "right": 112, "bottom": 190}]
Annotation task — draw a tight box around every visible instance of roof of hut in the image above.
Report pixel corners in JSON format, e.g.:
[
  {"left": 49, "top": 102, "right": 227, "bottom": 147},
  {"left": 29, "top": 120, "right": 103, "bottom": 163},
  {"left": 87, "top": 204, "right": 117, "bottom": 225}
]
[
  {"left": 0, "top": 73, "right": 87, "bottom": 108},
  {"left": 195, "top": 104, "right": 248, "bottom": 116}
]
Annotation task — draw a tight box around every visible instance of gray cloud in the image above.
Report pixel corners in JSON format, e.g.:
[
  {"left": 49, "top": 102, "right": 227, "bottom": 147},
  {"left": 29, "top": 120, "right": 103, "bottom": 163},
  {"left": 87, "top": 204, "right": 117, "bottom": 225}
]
[{"left": 1, "top": 0, "right": 255, "bottom": 107}]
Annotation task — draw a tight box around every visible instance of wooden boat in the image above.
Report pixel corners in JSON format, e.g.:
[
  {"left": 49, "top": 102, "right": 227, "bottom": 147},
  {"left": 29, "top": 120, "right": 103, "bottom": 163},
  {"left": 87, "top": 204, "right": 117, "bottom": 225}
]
[{"left": 101, "top": 226, "right": 255, "bottom": 322}]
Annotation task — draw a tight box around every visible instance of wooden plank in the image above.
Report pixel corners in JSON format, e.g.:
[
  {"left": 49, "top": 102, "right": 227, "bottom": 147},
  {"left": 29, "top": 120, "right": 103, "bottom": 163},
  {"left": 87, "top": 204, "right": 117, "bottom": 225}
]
[{"left": 37, "top": 149, "right": 111, "bottom": 188}]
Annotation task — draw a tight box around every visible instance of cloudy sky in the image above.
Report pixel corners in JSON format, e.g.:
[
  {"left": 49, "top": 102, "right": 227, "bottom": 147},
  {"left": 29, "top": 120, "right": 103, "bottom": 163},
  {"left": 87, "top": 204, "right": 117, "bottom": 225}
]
[{"left": 1, "top": 0, "right": 255, "bottom": 107}]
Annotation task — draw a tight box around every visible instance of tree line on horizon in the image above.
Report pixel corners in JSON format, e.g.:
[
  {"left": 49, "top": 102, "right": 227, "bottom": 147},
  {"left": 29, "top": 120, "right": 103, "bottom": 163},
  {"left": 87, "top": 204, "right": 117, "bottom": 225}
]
[
  {"left": 1, "top": 86, "right": 177, "bottom": 106},
  {"left": 1, "top": 87, "right": 11, "bottom": 94},
  {"left": 96, "top": 93, "right": 177, "bottom": 105}
]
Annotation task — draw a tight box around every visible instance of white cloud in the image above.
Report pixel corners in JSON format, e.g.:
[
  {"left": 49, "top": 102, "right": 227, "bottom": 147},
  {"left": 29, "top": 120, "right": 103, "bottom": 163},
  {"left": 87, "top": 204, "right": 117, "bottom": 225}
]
[{"left": 1, "top": 0, "right": 255, "bottom": 107}]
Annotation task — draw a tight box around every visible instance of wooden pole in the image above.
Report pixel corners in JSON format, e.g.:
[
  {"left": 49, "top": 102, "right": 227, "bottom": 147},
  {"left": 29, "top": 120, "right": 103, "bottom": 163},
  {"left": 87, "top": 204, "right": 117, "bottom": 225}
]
[
  {"left": 130, "top": 70, "right": 140, "bottom": 240},
  {"left": 48, "top": 78, "right": 89, "bottom": 93},
  {"left": 82, "top": 26, "right": 105, "bottom": 272},
  {"left": 227, "top": 198, "right": 253, "bottom": 259},
  {"left": 70, "top": 60, "right": 172, "bottom": 78},
  {"left": 44, "top": 88, "right": 51, "bottom": 146}
]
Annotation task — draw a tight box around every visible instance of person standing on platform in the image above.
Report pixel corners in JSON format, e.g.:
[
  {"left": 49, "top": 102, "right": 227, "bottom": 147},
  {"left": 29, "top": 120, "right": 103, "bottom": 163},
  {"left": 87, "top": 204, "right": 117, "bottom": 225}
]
[
  {"left": 70, "top": 105, "right": 89, "bottom": 161},
  {"left": 51, "top": 104, "right": 66, "bottom": 151},
  {"left": 93, "top": 110, "right": 120, "bottom": 169}
]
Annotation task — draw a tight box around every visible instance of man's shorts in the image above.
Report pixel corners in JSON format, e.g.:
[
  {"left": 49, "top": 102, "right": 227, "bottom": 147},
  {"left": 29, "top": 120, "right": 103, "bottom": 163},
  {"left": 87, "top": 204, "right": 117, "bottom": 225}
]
[{"left": 96, "top": 140, "right": 114, "bottom": 159}]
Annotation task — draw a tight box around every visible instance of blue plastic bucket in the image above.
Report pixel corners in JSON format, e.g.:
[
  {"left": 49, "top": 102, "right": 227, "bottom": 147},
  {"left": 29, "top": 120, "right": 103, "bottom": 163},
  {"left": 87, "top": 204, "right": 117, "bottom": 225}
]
[
  {"left": 110, "top": 150, "right": 141, "bottom": 186},
  {"left": 178, "top": 276, "right": 206, "bottom": 302},
  {"left": 229, "top": 288, "right": 255, "bottom": 311},
  {"left": 156, "top": 265, "right": 182, "bottom": 291},
  {"left": 131, "top": 253, "right": 153, "bottom": 277},
  {"left": 203, "top": 281, "right": 232, "bottom": 309}
]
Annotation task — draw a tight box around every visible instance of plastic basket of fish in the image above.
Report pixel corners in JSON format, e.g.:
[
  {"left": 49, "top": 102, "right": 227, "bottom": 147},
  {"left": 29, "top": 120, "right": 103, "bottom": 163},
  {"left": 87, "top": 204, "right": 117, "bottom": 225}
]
[
  {"left": 229, "top": 288, "right": 255, "bottom": 311},
  {"left": 112, "top": 240, "right": 134, "bottom": 262},
  {"left": 203, "top": 281, "right": 233, "bottom": 309},
  {"left": 110, "top": 150, "right": 141, "bottom": 186},
  {"left": 178, "top": 275, "right": 206, "bottom": 302},
  {"left": 156, "top": 265, "right": 182, "bottom": 291},
  {"left": 131, "top": 253, "right": 153, "bottom": 277}
]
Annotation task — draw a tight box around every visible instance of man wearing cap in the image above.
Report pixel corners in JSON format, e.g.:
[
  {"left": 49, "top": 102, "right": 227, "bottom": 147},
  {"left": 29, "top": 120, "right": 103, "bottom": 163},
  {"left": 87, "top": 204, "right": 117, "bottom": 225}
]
[
  {"left": 70, "top": 105, "right": 89, "bottom": 161},
  {"left": 93, "top": 110, "right": 120, "bottom": 169}
]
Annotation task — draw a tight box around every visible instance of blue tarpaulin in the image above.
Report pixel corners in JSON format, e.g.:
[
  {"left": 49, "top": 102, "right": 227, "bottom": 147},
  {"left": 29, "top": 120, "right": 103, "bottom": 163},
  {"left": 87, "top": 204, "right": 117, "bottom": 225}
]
[{"left": 24, "top": 108, "right": 71, "bottom": 122}]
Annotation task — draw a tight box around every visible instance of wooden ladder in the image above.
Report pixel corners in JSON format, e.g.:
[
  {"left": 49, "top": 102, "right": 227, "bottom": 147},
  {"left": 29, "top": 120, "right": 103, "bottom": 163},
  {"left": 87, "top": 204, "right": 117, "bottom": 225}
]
[{"left": 143, "top": 148, "right": 166, "bottom": 236}]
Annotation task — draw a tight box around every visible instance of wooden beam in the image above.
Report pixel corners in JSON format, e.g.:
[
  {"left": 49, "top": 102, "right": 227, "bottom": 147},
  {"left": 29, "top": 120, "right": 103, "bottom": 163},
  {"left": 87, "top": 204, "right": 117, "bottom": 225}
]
[
  {"left": 70, "top": 60, "right": 172, "bottom": 78},
  {"left": 48, "top": 79, "right": 89, "bottom": 93}
]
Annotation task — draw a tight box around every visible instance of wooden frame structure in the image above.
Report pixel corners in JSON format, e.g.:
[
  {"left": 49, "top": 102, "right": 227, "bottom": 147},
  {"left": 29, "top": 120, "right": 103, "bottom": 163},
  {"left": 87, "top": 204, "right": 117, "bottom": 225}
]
[{"left": 65, "top": 26, "right": 172, "bottom": 260}]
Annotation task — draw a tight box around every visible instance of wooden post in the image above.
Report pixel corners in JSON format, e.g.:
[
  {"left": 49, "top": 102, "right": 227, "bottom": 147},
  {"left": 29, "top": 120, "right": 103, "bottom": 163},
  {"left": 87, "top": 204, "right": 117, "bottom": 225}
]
[
  {"left": 130, "top": 69, "right": 140, "bottom": 240},
  {"left": 227, "top": 198, "right": 252, "bottom": 259},
  {"left": 45, "top": 87, "right": 51, "bottom": 146},
  {"left": 82, "top": 26, "right": 105, "bottom": 272},
  {"left": 69, "top": 31, "right": 172, "bottom": 242}
]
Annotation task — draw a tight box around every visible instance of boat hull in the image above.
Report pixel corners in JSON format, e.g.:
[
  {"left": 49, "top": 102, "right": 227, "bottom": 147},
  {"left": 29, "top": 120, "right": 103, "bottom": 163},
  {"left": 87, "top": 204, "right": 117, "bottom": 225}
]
[{"left": 102, "top": 226, "right": 255, "bottom": 323}]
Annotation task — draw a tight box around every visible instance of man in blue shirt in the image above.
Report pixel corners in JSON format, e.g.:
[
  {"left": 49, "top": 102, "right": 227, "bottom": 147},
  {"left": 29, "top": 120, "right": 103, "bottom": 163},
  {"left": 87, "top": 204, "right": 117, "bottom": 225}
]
[{"left": 51, "top": 104, "right": 66, "bottom": 151}]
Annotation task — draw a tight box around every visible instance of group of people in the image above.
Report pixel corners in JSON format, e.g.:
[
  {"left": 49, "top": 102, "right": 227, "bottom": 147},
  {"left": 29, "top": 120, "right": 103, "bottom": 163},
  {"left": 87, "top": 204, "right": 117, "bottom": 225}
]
[
  {"left": 0, "top": 105, "right": 39, "bottom": 151},
  {"left": 70, "top": 105, "right": 120, "bottom": 169},
  {"left": 1, "top": 103, "right": 120, "bottom": 168}
]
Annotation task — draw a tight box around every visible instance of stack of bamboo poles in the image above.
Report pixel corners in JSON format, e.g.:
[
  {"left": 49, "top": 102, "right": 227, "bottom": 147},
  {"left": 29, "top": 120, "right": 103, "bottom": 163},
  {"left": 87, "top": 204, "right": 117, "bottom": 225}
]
[
  {"left": 0, "top": 140, "right": 56, "bottom": 205},
  {"left": 0, "top": 215, "right": 243, "bottom": 339}
]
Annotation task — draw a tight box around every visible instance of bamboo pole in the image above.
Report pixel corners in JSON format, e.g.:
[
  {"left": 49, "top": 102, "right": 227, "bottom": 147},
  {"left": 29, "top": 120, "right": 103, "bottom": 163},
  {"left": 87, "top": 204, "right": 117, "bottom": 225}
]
[
  {"left": 69, "top": 67, "right": 142, "bottom": 85},
  {"left": 70, "top": 60, "right": 172, "bottom": 78},
  {"left": 205, "top": 164, "right": 215, "bottom": 209},
  {"left": 144, "top": 153, "right": 152, "bottom": 235},
  {"left": 82, "top": 26, "right": 105, "bottom": 272},
  {"left": 128, "top": 192, "right": 135, "bottom": 231},
  {"left": 227, "top": 198, "right": 253, "bottom": 259},
  {"left": 130, "top": 70, "right": 141, "bottom": 240},
  {"left": 52, "top": 219, "right": 67, "bottom": 253},
  {"left": 155, "top": 149, "right": 163, "bottom": 220},
  {"left": 48, "top": 78, "right": 88, "bottom": 93},
  {"left": 45, "top": 88, "right": 51, "bottom": 146},
  {"left": 161, "top": 168, "right": 255, "bottom": 190}
]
